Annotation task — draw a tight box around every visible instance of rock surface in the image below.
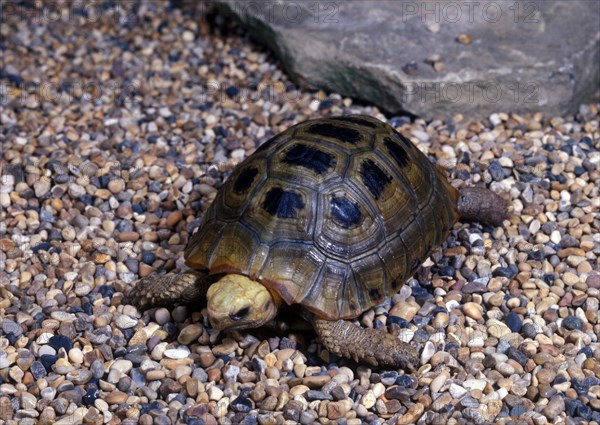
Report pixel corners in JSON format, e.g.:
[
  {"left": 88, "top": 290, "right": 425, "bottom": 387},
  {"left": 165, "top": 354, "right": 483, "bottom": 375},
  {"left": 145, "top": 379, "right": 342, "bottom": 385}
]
[{"left": 218, "top": 0, "right": 600, "bottom": 118}]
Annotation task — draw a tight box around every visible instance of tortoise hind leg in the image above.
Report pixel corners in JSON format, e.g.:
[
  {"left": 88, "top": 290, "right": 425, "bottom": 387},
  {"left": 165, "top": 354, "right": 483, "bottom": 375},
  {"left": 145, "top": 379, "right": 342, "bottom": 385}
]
[
  {"left": 125, "top": 271, "right": 217, "bottom": 309},
  {"left": 313, "top": 319, "right": 419, "bottom": 371}
]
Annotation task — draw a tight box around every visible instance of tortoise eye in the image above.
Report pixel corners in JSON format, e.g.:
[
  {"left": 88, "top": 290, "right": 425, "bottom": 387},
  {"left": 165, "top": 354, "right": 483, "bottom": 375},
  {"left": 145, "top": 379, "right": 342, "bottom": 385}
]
[{"left": 229, "top": 307, "right": 250, "bottom": 321}]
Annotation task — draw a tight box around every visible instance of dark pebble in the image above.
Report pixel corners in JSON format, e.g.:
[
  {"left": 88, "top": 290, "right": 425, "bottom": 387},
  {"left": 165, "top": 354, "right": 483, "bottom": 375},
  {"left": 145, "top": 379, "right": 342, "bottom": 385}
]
[
  {"left": 505, "top": 312, "right": 523, "bottom": 333},
  {"left": 572, "top": 378, "right": 591, "bottom": 395},
  {"left": 395, "top": 374, "right": 415, "bottom": 388},
  {"left": 4, "top": 332, "right": 18, "bottom": 345},
  {"left": 61, "top": 388, "right": 84, "bottom": 404},
  {"left": 40, "top": 354, "right": 58, "bottom": 372},
  {"left": 31, "top": 361, "right": 47, "bottom": 380},
  {"left": 389, "top": 116, "right": 412, "bottom": 127},
  {"left": 460, "top": 266, "right": 476, "bottom": 281},
  {"left": 577, "top": 347, "right": 593, "bottom": 358},
  {"left": 90, "top": 359, "right": 104, "bottom": 380},
  {"left": 49, "top": 335, "right": 73, "bottom": 351},
  {"left": 116, "top": 220, "right": 133, "bottom": 232},
  {"left": 283, "top": 400, "right": 303, "bottom": 422},
  {"left": 528, "top": 250, "right": 545, "bottom": 261},
  {"left": 225, "top": 86, "right": 239, "bottom": 98},
  {"left": 412, "top": 316, "right": 430, "bottom": 327},
  {"left": 148, "top": 181, "right": 162, "bottom": 192},
  {"left": 431, "top": 306, "right": 448, "bottom": 315},
  {"left": 438, "top": 265, "right": 455, "bottom": 277},
  {"left": 554, "top": 374, "right": 568, "bottom": 385},
  {"left": 231, "top": 396, "right": 253, "bottom": 413},
  {"left": 318, "top": 99, "right": 333, "bottom": 110},
  {"left": 82, "top": 302, "right": 93, "bottom": 315},
  {"left": 385, "top": 385, "right": 414, "bottom": 401},
  {"left": 97, "top": 285, "right": 115, "bottom": 298},
  {"left": 565, "top": 398, "right": 580, "bottom": 417},
  {"left": 460, "top": 395, "right": 479, "bottom": 408},
  {"left": 560, "top": 145, "right": 573, "bottom": 155},
  {"left": 82, "top": 385, "right": 100, "bottom": 405},
  {"left": 158, "top": 379, "right": 182, "bottom": 399},
  {"left": 577, "top": 404, "right": 592, "bottom": 421},
  {"left": 562, "top": 316, "right": 583, "bottom": 331},
  {"left": 521, "top": 323, "right": 538, "bottom": 339},
  {"left": 305, "top": 390, "right": 332, "bottom": 401},
  {"left": 154, "top": 416, "right": 171, "bottom": 425},
  {"left": 164, "top": 322, "right": 178, "bottom": 337},
  {"left": 141, "top": 251, "right": 156, "bottom": 265},
  {"left": 510, "top": 405, "right": 526, "bottom": 416},
  {"left": 251, "top": 358, "right": 266, "bottom": 374},
  {"left": 542, "top": 143, "right": 554, "bottom": 152},
  {"left": 493, "top": 266, "right": 516, "bottom": 278},
  {"left": 279, "top": 337, "right": 297, "bottom": 350},
  {"left": 455, "top": 169, "right": 471, "bottom": 180},
  {"left": 51, "top": 398, "right": 69, "bottom": 415},
  {"left": 140, "top": 401, "right": 163, "bottom": 415},
  {"left": 412, "top": 329, "right": 429, "bottom": 343},
  {"left": 462, "top": 281, "right": 487, "bottom": 294},
  {"left": 388, "top": 316, "right": 409, "bottom": 327},
  {"left": 32, "top": 242, "right": 52, "bottom": 253},
  {"left": 506, "top": 347, "right": 528, "bottom": 367},
  {"left": 330, "top": 385, "right": 347, "bottom": 401},
  {"left": 374, "top": 319, "right": 385, "bottom": 329},
  {"left": 125, "top": 257, "right": 139, "bottom": 273},
  {"left": 488, "top": 160, "right": 505, "bottom": 181}
]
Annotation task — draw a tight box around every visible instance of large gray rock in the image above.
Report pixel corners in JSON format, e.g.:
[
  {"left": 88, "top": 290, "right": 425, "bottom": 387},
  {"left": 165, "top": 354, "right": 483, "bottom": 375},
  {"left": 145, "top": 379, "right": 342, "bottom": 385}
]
[{"left": 218, "top": 1, "right": 599, "bottom": 118}]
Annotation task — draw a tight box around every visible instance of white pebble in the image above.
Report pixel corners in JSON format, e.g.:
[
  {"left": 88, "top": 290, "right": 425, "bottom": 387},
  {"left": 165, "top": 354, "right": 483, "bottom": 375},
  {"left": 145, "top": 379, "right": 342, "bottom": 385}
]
[
  {"left": 420, "top": 341, "right": 435, "bottom": 364},
  {"left": 208, "top": 385, "right": 224, "bottom": 401},
  {"left": 463, "top": 379, "right": 486, "bottom": 391},
  {"left": 449, "top": 383, "right": 468, "bottom": 398},
  {"left": 182, "top": 30, "right": 195, "bottom": 42},
  {"left": 111, "top": 359, "right": 133, "bottom": 374},
  {"left": 115, "top": 315, "right": 138, "bottom": 329},
  {"left": 50, "top": 311, "right": 76, "bottom": 322},
  {"left": 164, "top": 346, "right": 191, "bottom": 360},
  {"left": 430, "top": 371, "right": 448, "bottom": 393},
  {"left": 361, "top": 390, "right": 376, "bottom": 409},
  {"left": 489, "top": 113, "right": 501, "bottom": 126}
]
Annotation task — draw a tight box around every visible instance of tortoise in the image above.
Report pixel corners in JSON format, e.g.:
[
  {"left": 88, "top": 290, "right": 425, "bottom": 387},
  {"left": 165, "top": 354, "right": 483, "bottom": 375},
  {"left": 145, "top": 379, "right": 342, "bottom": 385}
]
[{"left": 126, "top": 115, "right": 508, "bottom": 370}]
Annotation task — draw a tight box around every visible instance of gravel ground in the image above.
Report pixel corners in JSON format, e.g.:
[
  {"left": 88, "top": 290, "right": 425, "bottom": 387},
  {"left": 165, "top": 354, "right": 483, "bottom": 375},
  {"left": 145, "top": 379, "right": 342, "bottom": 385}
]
[{"left": 1, "top": 2, "right": 599, "bottom": 425}]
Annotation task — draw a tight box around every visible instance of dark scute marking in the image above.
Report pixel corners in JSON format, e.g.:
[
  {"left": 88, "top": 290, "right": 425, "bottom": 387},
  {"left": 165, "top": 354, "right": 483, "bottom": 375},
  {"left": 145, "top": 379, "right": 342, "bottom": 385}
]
[
  {"left": 283, "top": 144, "right": 335, "bottom": 174},
  {"left": 369, "top": 288, "right": 381, "bottom": 299},
  {"left": 361, "top": 159, "right": 392, "bottom": 199},
  {"left": 411, "top": 258, "right": 421, "bottom": 271},
  {"left": 330, "top": 116, "right": 378, "bottom": 128},
  {"left": 384, "top": 137, "right": 410, "bottom": 168},
  {"left": 233, "top": 167, "right": 259, "bottom": 194},
  {"left": 307, "top": 123, "right": 362, "bottom": 144},
  {"left": 331, "top": 196, "right": 362, "bottom": 228},
  {"left": 254, "top": 134, "right": 279, "bottom": 154},
  {"left": 262, "top": 187, "right": 304, "bottom": 219},
  {"left": 392, "top": 129, "right": 412, "bottom": 146}
]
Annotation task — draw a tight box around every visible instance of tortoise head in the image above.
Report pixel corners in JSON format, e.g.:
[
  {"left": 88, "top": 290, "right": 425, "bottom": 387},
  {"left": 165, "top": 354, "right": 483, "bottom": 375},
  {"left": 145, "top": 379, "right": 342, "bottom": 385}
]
[{"left": 206, "top": 274, "right": 280, "bottom": 330}]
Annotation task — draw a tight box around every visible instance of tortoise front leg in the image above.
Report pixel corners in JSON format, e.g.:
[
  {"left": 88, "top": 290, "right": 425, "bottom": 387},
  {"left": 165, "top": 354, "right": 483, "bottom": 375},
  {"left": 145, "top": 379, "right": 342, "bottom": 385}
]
[
  {"left": 125, "top": 271, "right": 217, "bottom": 310},
  {"left": 313, "top": 319, "right": 419, "bottom": 371}
]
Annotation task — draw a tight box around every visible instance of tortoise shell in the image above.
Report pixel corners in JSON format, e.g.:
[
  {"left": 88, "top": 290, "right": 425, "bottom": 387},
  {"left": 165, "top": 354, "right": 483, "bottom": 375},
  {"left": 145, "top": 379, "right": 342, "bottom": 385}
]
[{"left": 185, "top": 115, "right": 460, "bottom": 320}]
